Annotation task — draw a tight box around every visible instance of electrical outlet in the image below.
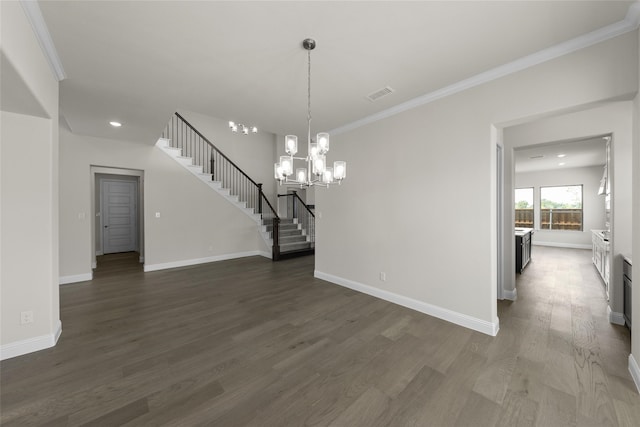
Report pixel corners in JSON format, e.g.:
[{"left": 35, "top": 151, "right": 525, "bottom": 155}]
[
  {"left": 20, "top": 311, "right": 33, "bottom": 325},
  {"left": 155, "top": 212, "right": 161, "bottom": 218},
  {"left": 380, "top": 272, "right": 386, "bottom": 281}
]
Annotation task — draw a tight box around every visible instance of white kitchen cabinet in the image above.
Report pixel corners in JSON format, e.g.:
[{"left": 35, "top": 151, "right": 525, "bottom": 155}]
[{"left": 592, "top": 230, "right": 610, "bottom": 297}]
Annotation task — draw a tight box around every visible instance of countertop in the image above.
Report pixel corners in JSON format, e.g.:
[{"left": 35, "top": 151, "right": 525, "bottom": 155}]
[
  {"left": 515, "top": 227, "right": 534, "bottom": 237},
  {"left": 591, "top": 229, "right": 610, "bottom": 242}
]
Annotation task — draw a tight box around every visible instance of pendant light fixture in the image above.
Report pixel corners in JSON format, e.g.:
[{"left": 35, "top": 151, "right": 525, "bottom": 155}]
[{"left": 275, "top": 38, "right": 346, "bottom": 187}]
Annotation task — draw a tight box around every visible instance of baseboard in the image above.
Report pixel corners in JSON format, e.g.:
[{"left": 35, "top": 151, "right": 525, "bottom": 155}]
[
  {"left": 144, "top": 250, "right": 265, "bottom": 272},
  {"left": 59, "top": 272, "right": 93, "bottom": 285},
  {"left": 314, "top": 270, "right": 499, "bottom": 336},
  {"left": 96, "top": 250, "right": 103, "bottom": 256},
  {"left": 139, "top": 255, "right": 145, "bottom": 263},
  {"left": 91, "top": 261, "right": 97, "bottom": 269},
  {"left": 607, "top": 306, "right": 626, "bottom": 325},
  {"left": 629, "top": 354, "right": 640, "bottom": 394},
  {"left": 502, "top": 288, "right": 517, "bottom": 301},
  {"left": 0, "top": 320, "right": 62, "bottom": 361},
  {"left": 532, "top": 241, "right": 591, "bottom": 250}
]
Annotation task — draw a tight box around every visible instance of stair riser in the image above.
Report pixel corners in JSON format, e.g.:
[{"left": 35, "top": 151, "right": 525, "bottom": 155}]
[
  {"left": 266, "top": 225, "right": 302, "bottom": 233},
  {"left": 262, "top": 219, "right": 298, "bottom": 227},
  {"left": 279, "top": 242, "right": 312, "bottom": 252},
  {"left": 280, "top": 235, "right": 308, "bottom": 243},
  {"left": 279, "top": 229, "right": 303, "bottom": 237}
]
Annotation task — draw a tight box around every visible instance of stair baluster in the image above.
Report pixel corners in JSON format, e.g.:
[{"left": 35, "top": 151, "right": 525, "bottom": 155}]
[{"left": 160, "top": 112, "right": 285, "bottom": 259}]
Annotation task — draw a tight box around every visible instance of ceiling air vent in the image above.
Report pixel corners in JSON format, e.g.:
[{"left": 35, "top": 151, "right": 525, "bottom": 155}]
[{"left": 366, "top": 86, "right": 395, "bottom": 102}]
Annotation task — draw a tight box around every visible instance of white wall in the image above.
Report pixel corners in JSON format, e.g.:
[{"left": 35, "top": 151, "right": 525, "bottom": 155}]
[
  {"left": 315, "top": 31, "right": 638, "bottom": 336},
  {"left": 630, "top": 26, "right": 640, "bottom": 393},
  {"left": 515, "top": 165, "right": 606, "bottom": 248},
  {"left": 0, "top": 2, "right": 60, "bottom": 359},
  {"left": 59, "top": 127, "right": 270, "bottom": 279},
  {"left": 504, "top": 102, "right": 633, "bottom": 319}
]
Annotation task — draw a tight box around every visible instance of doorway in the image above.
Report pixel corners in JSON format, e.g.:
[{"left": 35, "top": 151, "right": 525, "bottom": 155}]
[{"left": 91, "top": 167, "right": 144, "bottom": 269}]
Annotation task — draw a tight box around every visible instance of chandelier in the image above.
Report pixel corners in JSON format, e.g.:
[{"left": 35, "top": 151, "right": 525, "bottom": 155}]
[
  {"left": 228, "top": 121, "right": 258, "bottom": 135},
  {"left": 274, "top": 38, "right": 346, "bottom": 187}
]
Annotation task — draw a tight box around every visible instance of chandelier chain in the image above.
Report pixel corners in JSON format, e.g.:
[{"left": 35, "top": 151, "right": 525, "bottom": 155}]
[{"left": 307, "top": 48, "right": 312, "bottom": 124}]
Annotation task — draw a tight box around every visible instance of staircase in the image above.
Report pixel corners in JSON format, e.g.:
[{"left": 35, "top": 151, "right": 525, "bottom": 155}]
[
  {"left": 156, "top": 138, "right": 268, "bottom": 236},
  {"left": 263, "top": 218, "right": 313, "bottom": 253},
  {"left": 157, "top": 112, "right": 314, "bottom": 260}
]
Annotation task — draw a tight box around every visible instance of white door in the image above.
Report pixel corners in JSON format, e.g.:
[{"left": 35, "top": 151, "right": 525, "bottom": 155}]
[{"left": 101, "top": 179, "right": 138, "bottom": 254}]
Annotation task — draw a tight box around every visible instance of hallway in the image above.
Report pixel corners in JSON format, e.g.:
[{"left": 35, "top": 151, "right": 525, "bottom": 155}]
[{"left": 499, "top": 245, "right": 636, "bottom": 425}]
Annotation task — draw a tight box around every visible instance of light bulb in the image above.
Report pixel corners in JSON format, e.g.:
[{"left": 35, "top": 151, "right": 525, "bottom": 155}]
[
  {"left": 334, "top": 161, "right": 346, "bottom": 180},
  {"left": 313, "top": 155, "right": 326, "bottom": 176},
  {"left": 310, "top": 143, "right": 319, "bottom": 159},
  {"left": 323, "top": 167, "right": 334, "bottom": 183},
  {"left": 317, "top": 132, "right": 329, "bottom": 154},
  {"left": 285, "top": 135, "right": 298, "bottom": 155},
  {"left": 274, "top": 163, "right": 285, "bottom": 180},
  {"left": 280, "top": 156, "right": 293, "bottom": 176},
  {"left": 296, "top": 168, "right": 307, "bottom": 182}
]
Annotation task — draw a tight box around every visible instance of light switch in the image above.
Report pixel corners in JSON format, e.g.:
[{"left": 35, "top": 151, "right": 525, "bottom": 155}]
[
  {"left": 155, "top": 212, "right": 161, "bottom": 218},
  {"left": 78, "top": 212, "right": 86, "bottom": 220}
]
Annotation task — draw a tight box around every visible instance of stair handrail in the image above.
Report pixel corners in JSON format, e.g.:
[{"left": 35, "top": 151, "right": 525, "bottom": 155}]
[
  {"left": 161, "top": 112, "right": 281, "bottom": 260},
  {"left": 277, "top": 192, "right": 315, "bottom": 218},
  {"left": 173, "top": 112, "right": 260, "bottom": 188}
]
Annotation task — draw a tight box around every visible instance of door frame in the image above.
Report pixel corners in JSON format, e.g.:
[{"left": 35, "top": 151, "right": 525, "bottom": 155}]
[
  {"left": 496, "top": 143, "right": 504, "bottom": 300},
  {"left": 90, "top": 166, "right": 144, "bottom": 269}
]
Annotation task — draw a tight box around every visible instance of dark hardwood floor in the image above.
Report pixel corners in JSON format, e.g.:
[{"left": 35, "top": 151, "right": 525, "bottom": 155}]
[{"left": 1, "top": 247, "right": 638, "bottom": 426}]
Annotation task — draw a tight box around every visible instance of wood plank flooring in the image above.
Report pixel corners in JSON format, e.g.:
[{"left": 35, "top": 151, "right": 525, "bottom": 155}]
[{"left": 1, "top": 247, "right": 638, "bottom": 426}]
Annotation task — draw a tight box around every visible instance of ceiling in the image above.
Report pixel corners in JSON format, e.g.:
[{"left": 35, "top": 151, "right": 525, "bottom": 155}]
[
  {"left": 36, "top": 1, "right": 635, "bottom": 143},
  {"left": 514, "top": 136, "right": 607, "bottom": 173}
]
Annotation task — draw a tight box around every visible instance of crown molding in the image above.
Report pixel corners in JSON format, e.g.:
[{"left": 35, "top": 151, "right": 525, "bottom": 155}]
[
  {"left": 626, "top": 1, "right": 640, "bottom": 28},
  {"left": 20, "top": 0, "right": 66, "bottom": 81},
  {"left": 331, "top": 3, "right": 640, "bottom": 136}
]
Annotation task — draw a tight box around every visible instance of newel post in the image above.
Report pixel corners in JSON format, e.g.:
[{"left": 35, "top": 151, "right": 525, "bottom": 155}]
[{"left": 272, "top": 217, "right": 280, "bottom": 261}]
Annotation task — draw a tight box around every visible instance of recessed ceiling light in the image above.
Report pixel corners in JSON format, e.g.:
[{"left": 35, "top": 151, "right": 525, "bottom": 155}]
[
  {"left": 109, "top": 121, "right": 122, "bottom": 127},
  {"left": 557, "top": 154, "right": 566, "bottom": 158},
  {"left": 559, "top": 162, "right": 566, "bottom": 166}
]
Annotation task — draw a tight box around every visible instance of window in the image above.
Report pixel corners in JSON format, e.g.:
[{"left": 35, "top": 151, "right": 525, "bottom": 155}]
[
  {"left": 540, "top": 185, "right": 583, "bottom": 230},
  {"left": 514, "top": 188, "right": 534, "bottom": 228}
]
